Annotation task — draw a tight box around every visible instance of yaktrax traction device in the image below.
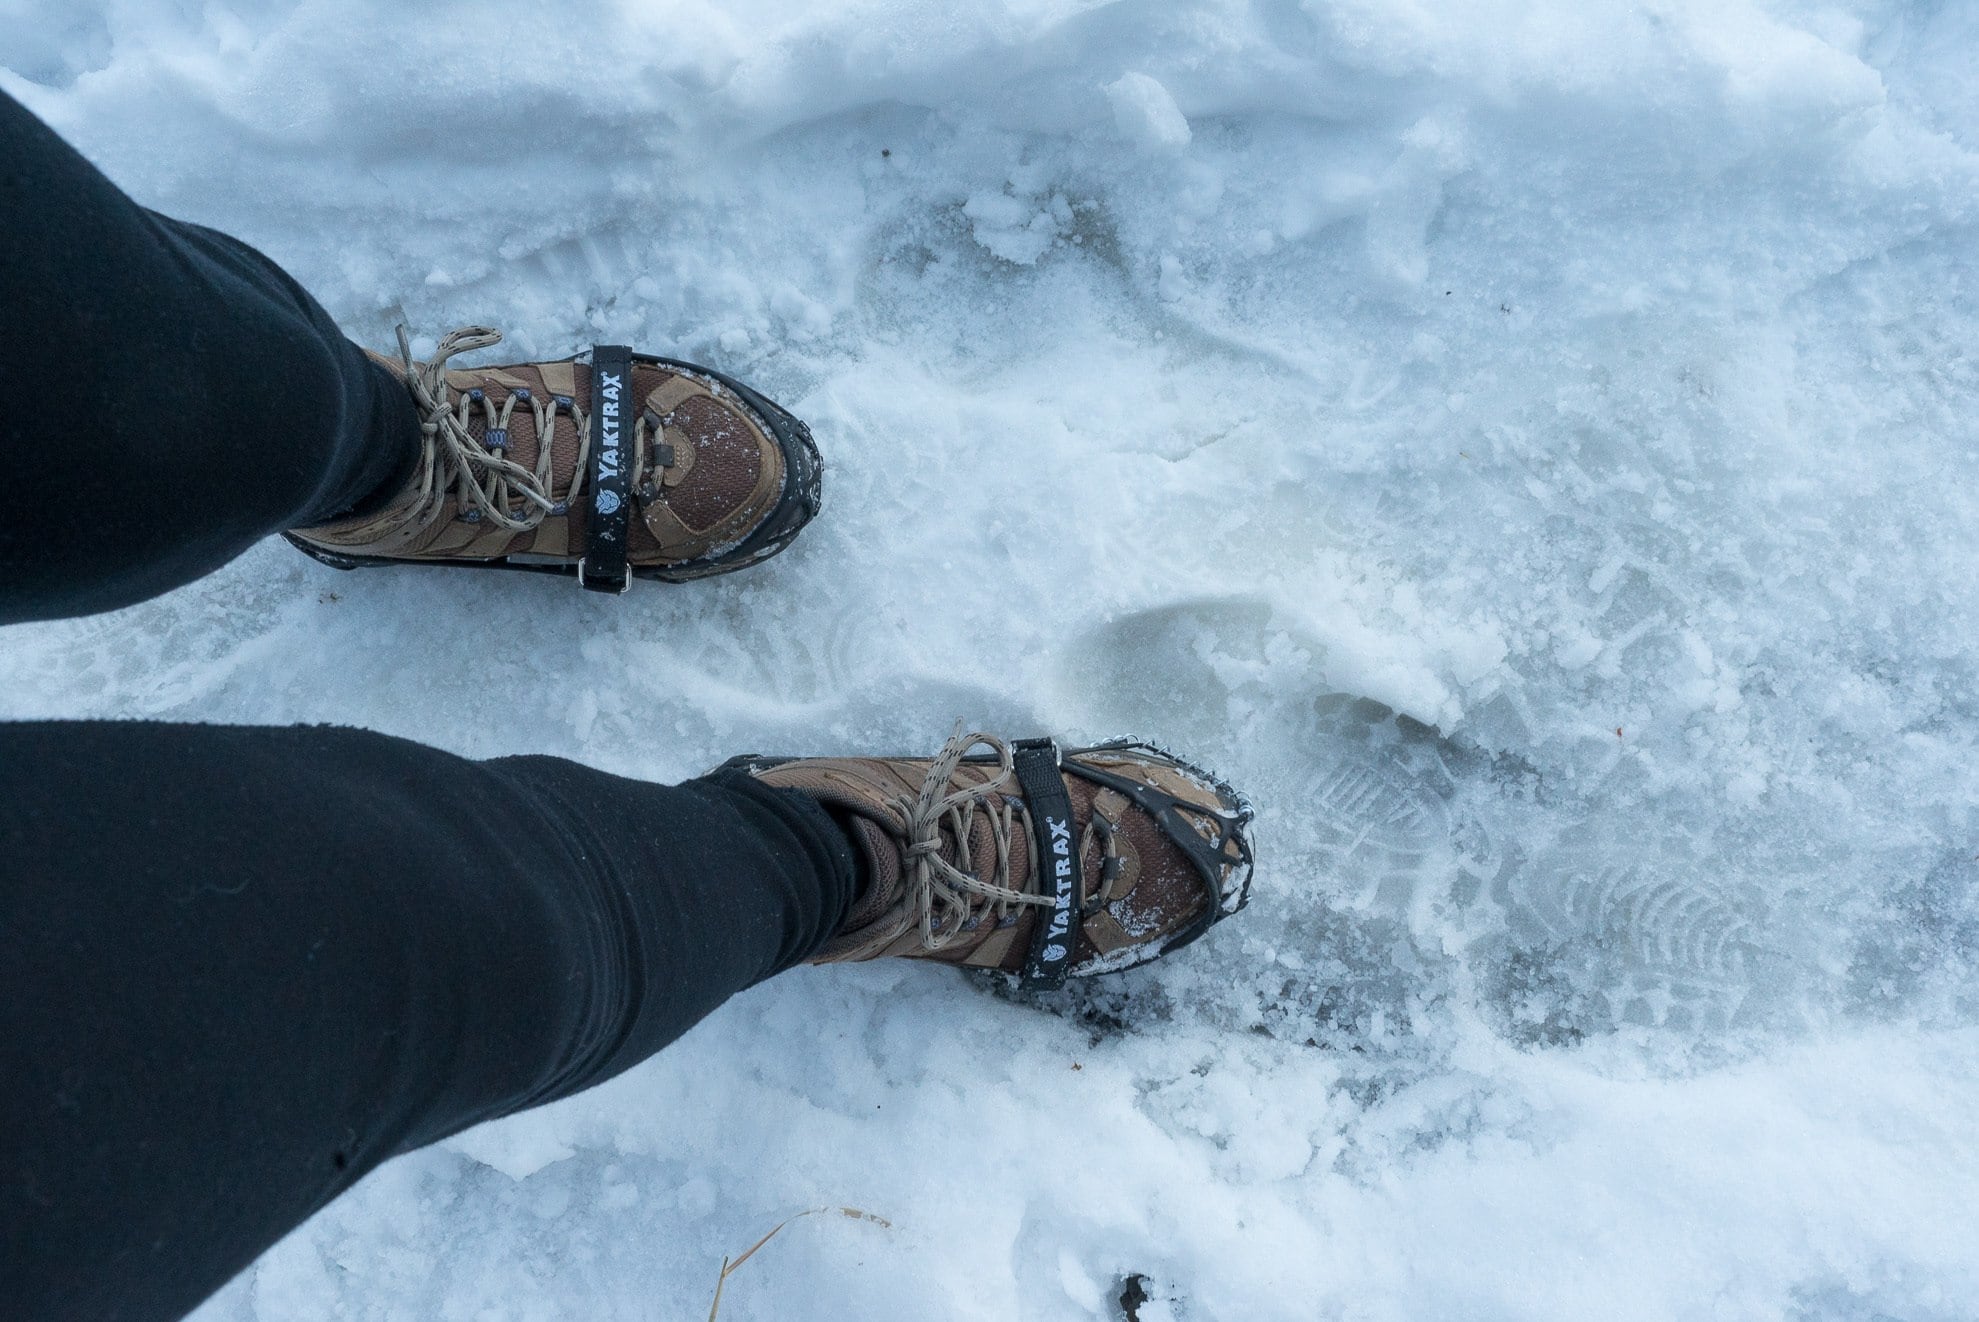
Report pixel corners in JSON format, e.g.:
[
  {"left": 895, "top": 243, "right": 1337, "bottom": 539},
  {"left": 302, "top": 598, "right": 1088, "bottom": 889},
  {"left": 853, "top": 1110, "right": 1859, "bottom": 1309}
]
[{"left": 285, "top": 346, "right": 822, "bottom": 586}]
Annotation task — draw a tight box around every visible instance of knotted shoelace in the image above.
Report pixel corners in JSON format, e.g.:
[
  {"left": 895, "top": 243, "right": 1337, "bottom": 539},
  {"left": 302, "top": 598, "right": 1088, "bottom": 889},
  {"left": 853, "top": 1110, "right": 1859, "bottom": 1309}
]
[
  {"left": 391, "top": 326, "right": 665, "bottom": 535},
  {"left": 894, "top": 729, "right": 1118, "bottom": 951}
]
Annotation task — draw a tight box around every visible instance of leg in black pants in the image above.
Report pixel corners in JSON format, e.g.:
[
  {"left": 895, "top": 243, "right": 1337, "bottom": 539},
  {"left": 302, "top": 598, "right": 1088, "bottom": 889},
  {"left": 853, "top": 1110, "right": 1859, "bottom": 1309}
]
[
  {"left": 0, "top": 86, "right": 416, "bottom": 625},
  {"left": 0, "top": 88, "right": 859, "bottom": 1322},
  {"left": 0, "top": 724, "right": 858, "bottom": 1322}
]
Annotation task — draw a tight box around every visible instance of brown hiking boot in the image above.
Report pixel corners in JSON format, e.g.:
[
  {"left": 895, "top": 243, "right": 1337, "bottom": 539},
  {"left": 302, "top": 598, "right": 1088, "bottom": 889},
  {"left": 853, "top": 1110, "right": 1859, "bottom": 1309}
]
[
  {"left": 721, "top": 730, "right": 1255, "bottom": 988},
  {"left": 288, "top": 327, "right": 821, "bottom": 592}
]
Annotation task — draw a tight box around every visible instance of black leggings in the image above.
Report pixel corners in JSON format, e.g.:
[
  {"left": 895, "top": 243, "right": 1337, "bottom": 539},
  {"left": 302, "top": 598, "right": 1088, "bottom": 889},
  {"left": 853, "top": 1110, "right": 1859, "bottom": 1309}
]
[{"left": 0, "top": 91, "right": 858, "bottom": 1322}]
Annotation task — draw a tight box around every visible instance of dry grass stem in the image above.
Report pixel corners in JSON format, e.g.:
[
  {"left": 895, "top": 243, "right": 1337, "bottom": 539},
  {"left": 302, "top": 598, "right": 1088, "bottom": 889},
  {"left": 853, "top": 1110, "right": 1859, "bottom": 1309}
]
[{"left": 707, "top": 1206, "right": 892, "bottom": 1321}]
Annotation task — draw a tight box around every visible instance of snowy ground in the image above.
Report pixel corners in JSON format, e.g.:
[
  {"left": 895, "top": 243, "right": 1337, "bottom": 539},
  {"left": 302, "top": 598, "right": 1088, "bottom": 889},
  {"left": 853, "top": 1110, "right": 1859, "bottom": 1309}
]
[{"left": 6, "top": 0, "right": 1979, "bottom": 1317}]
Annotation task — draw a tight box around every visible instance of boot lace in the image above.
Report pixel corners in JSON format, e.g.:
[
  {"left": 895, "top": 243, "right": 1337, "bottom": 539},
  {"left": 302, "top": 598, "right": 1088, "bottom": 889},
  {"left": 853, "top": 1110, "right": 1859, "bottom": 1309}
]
[
  {"left": 894, "top": 729, "right": 1118, "bottom": 951},
  {"left": 394, "top": 325, "right": 636, "bottom": 534}
]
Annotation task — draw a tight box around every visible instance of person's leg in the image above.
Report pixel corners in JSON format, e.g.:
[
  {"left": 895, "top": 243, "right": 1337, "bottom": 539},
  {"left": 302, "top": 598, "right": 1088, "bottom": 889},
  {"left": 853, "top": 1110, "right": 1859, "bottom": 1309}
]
[
  {"left": 0, "top": 88, "right": 418, "bottom": 624},
  {"left": 0, "top": 720, "right": 858, "bottom": 1322}
]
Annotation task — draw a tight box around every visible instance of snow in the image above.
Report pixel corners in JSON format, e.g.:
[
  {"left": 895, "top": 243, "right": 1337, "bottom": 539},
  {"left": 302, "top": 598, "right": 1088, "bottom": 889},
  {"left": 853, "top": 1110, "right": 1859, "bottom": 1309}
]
[{"left": 5, "top": 0, "right": 1979, "bottom": 1317}]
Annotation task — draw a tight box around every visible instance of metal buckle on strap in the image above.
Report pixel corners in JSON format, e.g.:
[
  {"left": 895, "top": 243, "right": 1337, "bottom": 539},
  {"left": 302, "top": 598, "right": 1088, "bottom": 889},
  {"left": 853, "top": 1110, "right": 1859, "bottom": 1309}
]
[
  {"left": 575, "top": 558, "right": 631, "bottom": 594},
  {"left": 1012, "top": 735, "right": 1063, "bottom": 766}
]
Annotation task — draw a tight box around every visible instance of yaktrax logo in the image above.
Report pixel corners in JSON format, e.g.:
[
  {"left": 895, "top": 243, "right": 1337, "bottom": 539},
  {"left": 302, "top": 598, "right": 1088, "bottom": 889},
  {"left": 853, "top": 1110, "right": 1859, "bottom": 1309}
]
[
  {"left": 596, "top": 370, "right": 624, "bottom": 483},
  {"left": 594, "top": 490, "right": 621, "bottom": 516},
  {"left": 1043, "top": 814, "right": 1075, "bottom": 945}
]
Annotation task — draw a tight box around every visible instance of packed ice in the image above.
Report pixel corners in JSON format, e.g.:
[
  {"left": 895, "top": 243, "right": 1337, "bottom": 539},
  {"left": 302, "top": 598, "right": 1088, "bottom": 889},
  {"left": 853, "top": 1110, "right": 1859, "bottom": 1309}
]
[{"left": 4, "top": 0, "right": 1978, "bottom": 1317}]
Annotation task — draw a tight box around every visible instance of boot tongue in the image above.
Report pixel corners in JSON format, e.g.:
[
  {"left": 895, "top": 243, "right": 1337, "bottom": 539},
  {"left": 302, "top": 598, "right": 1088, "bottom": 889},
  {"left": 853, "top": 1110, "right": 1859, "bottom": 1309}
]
[
  {"left": 446, "top": 361, "right": 589, "bottom": 497},
  {"left": 842, "top": 800, "right": 1028, "bottom": 935},
  {"left": 754, "top": 757, "right": 1039, "bottom": 939},
  {"left": 842, "top": 815, "right": 902, "bottom": 930}
]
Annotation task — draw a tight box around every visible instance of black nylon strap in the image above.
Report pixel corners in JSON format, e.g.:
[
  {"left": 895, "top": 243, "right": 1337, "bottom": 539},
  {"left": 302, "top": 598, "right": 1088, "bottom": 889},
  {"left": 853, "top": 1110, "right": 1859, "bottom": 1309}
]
[
  {"left": 579, "top": 345, "right": 634, "bottom": 593},
  {"left": 1014, "top": 738, "right": 1080, "bottom": 989}
]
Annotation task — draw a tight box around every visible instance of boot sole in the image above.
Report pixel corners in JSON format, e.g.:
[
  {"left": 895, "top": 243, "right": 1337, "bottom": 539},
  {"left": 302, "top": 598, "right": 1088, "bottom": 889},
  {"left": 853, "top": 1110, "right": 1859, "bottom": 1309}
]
[{"left": 285, "top": 352, "right": 822, "bottom": 585}]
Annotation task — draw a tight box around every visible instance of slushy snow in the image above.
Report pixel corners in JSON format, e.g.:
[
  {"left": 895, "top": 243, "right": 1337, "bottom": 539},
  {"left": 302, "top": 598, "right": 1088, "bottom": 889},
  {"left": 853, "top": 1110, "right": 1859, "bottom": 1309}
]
[{"left": 4, "top": 0, "right": 1979, "bottom": 1318}]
